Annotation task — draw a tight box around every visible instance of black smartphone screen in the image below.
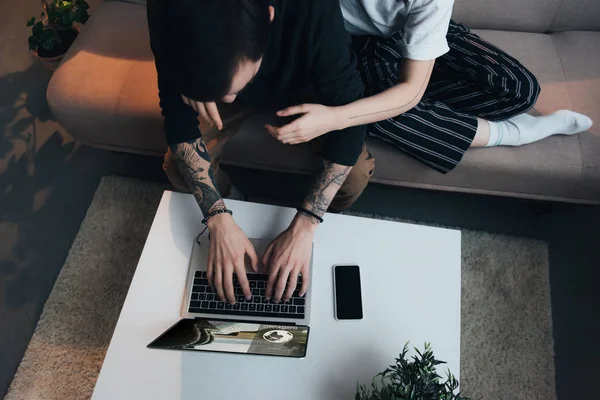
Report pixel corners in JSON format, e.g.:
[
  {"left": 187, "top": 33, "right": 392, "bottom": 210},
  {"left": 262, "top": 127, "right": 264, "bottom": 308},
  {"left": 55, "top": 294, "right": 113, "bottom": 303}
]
[{"left": 334, "top": 265, "right": 363, "bottom": 320}]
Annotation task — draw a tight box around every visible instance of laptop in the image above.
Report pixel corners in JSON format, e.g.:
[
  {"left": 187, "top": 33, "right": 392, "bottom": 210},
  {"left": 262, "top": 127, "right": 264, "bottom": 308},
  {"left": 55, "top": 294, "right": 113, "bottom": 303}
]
[
  {"left": 148, "top": 235, "right": 313, "bottom": 358},
  {"left": 182, "top": 235, "right": 313, "bottom": 324}
]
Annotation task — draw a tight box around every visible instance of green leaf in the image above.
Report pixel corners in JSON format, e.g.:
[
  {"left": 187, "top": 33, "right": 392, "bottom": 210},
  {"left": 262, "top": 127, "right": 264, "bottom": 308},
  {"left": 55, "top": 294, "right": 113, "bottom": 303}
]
[
  {"left": 26, "top": 17, "right": 36, "bottom": 27},
  {"left": 74, "top": 8, "right": 89, "bottom": 24},
  {"left": 32, "top": 21, "right": 45, "bottom": 35},
  {"left": 28, "top": 36, "right": 39, "bottom": 51},
  {"left": 41, "top": 11, "right": 45, "bottom": 17},
  {"left": 355, "top": 343, "right": 465, "bottom": 400}
]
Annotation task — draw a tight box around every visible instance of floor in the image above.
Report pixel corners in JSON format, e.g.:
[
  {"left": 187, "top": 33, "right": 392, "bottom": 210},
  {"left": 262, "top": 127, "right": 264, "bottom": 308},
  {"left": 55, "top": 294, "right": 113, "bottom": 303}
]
[{"left": 1, "top": 0, "right": 599, "bottom": 398}]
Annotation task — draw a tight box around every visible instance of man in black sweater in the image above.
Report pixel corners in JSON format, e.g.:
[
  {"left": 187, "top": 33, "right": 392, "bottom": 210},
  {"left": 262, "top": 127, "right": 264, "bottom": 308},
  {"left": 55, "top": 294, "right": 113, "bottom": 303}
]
[{"left": 148, "top": 0, "right": 374, "bottom": 304}]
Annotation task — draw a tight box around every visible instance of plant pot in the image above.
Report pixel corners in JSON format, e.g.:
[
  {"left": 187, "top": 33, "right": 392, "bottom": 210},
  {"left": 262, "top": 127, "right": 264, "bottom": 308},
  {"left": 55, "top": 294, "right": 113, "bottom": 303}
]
[
  {"left": 34, "top": 51, "right": 66, "bottom": 71},
  {"left": 33, "top": 27, "right": 79, "bottom": 72}
]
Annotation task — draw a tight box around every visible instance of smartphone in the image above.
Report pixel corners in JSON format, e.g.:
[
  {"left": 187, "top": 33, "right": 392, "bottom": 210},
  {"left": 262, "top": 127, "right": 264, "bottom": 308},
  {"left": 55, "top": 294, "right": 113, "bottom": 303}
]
[{"left": 333, "top": 265, "right": 363, "bottom": 320}]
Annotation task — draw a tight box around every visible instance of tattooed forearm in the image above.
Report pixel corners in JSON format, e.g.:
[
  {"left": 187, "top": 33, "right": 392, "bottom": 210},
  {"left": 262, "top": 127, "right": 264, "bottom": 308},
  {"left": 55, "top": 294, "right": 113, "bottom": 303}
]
[
  {"left": 301, "top": 159, "right": 351, "bottom": 222},
  {"left": 170, "top": 138, "right": 225, "bottom": 216}
]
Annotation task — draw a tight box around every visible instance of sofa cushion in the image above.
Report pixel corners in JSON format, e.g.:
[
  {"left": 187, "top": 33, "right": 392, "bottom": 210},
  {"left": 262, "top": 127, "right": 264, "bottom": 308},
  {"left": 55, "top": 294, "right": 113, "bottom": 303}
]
[
  {"left": 222, "top": 30, "right": 591, "bottom": 201},
  {"left": 47, "top": 1, "right": 166, "bottom": 154},
  {"left": 549, "top": 0, "right": 600, "bottom": 32},
  {"left": 551, "top": 31, "right": 600, "bottom": 199},
  {"left": 451, "top": 0, "right": 560, "bottom": 33}
]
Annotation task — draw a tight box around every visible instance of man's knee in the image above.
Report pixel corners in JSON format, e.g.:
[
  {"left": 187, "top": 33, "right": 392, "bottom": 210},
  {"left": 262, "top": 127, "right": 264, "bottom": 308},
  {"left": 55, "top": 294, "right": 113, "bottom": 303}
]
[
  {"left": 330, "top": 145, "right": 375, "bottom": 212},
  {"left": 163, "top": 149, "right": 190, "bottom": 193}
]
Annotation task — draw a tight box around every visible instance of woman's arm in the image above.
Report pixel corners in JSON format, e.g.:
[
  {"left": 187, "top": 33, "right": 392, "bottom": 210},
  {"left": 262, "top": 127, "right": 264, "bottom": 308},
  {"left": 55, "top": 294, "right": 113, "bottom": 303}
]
[
  {"left": 269, "top": 58, "right": 435, "bottom": 144},
  {"left": 337, "top": 58, "right": 434, "bottom": 128}
]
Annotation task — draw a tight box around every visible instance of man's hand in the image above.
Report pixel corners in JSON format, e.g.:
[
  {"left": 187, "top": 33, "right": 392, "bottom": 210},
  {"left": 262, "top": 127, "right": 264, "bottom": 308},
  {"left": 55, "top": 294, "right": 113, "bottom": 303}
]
[
  {"left": 263, "top": 214, "right": 316, "bottom": 302},
  {"left": 181, "top": 95, "right": 223, "bottom": 130},
  {"left": 266, "top": 104, "right": 342, "bottom": 145},
  {"left": 207, "top": 213, "right": 259, "bottom": 304}
]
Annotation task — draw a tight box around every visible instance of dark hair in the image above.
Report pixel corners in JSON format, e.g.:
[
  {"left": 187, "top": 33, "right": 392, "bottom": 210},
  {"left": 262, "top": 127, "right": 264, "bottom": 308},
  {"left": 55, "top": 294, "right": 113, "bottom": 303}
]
[{"left": 163, "top": 0, "right": 271, "bottom": 102}]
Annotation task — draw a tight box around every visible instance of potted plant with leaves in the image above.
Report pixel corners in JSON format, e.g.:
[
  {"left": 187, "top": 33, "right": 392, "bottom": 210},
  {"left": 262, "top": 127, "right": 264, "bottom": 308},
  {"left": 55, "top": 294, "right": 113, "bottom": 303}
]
[
  {"left": 26, "top": 0, "right": 90, "bottom": 71},
  {"left": 356, "top": 343, "right": 469, "bottom": 400}
]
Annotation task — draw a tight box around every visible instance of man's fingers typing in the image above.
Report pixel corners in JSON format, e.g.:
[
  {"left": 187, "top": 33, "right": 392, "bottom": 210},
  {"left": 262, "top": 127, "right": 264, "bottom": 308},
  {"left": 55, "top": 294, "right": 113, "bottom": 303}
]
[
  {"left": 206, "top": 254, "right": 214, "bottom": 288},
  {"left": 300, "top": 265, "right": 310, "bottom": 297},
  {"left": 283, "top": 269, "right": 298, "bottom": 301},
  {"left": 262, "top": 242, "right": 274, "bottom": 267},
  {"left": 213, "top": 264, "right": 226, "bottom": 302},
  {"left": 236, "top": 266, "right": 252, "bottom": 300},
  {"left": 265, "top": 265, "right": 280, "bottom": 300},
  {"left": 273, "top": 267, "right": 291, "bottom": 302},
  {"left": 223, "top": 268, "right": 235, "bottom": 304},
  {"left": 246, "top": 242, "right": 260, "bottom": 272}
]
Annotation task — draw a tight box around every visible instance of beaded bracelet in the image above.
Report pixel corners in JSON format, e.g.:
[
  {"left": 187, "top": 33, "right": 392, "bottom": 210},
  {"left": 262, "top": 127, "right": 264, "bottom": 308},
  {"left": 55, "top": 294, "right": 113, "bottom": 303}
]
[
  {"left": 296, "top": 206, "right": 324, "bottom": 224},
  {"left": 201, "top": 208, "right": 233, "bottom": 225}
]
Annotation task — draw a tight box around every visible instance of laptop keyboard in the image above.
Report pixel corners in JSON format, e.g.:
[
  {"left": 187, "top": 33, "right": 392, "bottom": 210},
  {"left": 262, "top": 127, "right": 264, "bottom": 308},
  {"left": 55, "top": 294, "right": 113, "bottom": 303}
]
[{"left": 188, "top": 271, "right": 306, "bottom": 319}]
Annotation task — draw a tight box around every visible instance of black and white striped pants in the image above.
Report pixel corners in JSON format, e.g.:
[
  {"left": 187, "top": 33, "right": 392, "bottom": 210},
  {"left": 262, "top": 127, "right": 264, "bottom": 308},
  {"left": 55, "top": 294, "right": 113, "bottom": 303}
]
[{"left": 354, "top": 21, "right": 541, "bottom": 173}]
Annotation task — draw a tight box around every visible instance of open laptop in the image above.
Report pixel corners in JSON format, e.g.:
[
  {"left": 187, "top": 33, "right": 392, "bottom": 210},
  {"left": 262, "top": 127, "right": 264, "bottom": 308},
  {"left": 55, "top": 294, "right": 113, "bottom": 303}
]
[
  {"left": 181, "top": 235, "right": 313, "bottom": 325},
  {"left": 148, "top": 234, "right": 313, "bottom": 358}
]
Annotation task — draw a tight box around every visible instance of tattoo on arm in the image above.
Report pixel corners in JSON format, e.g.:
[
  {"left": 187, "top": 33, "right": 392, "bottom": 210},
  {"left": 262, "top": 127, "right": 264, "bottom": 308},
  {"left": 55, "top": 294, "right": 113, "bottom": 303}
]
[
  {"left": 301, "top": 159, "right": 351, "bottom": 223},
  {"left": 170, "top": 139, "right": 226, "bottom": 216}
]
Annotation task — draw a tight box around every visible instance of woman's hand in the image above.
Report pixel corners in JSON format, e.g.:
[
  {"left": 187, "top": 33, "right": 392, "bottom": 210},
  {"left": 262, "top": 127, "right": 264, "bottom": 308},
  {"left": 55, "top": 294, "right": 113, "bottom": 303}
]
[
  {"left": 181, "top": 95, "right": 223, "bottom": 130},
  {"left": 265, "top": 104, "right": 343, "bottom": 145}
]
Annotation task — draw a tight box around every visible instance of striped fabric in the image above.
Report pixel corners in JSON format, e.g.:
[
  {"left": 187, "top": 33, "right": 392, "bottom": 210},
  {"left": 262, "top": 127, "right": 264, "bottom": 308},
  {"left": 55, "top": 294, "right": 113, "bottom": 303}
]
[{"left": 354, "top": 21, "right": 541, "bottom": 173}]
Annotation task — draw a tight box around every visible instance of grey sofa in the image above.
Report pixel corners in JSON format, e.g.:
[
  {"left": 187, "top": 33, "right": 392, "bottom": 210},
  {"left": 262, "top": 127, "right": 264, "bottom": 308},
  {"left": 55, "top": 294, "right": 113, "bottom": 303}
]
[{"left": 47, "top": 0, "right": 600, "bottom": 203}]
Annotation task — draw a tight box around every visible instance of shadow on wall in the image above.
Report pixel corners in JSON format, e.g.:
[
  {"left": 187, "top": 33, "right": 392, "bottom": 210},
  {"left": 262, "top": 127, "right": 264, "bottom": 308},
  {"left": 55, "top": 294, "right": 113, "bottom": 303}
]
[
  {"left": 0, "top": 62, "right": 56, "bottom": 163},
  {"left": 0, "top": 125, "right": 108, "bottom": 399},
  {"left": 0, "top": 132, "right": 80, "bottom": 306},
  {"left": 0, "top": 61, "right": 106, "bottom": 321}
]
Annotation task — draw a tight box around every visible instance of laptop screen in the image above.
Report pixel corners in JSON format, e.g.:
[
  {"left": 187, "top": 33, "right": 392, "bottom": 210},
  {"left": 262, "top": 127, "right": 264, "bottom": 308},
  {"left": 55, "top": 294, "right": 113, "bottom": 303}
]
[{"left": 148, "top": 318, "right": 309, "bottom": 358}]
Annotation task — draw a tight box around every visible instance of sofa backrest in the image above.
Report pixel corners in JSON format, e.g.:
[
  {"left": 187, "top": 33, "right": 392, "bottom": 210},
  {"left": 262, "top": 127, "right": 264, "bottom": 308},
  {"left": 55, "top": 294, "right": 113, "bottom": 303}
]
[
  {"left": 451, "top": 0, "right": 561, "bottom": 33},
  {"left": 452, "top": 0, "right": 600, "bottom": 33},
  {"left": 118, "top": 0, "right": 600, "bottom": 33},
  {"left": 548, "top": 0, "right": 600, "bottom": 32}
]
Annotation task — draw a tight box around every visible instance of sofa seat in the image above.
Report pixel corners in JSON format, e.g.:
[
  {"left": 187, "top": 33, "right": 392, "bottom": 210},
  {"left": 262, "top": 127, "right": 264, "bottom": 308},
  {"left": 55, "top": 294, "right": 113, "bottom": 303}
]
[{"left": 47, "top": 1, "right": 600, "bottom": 203}]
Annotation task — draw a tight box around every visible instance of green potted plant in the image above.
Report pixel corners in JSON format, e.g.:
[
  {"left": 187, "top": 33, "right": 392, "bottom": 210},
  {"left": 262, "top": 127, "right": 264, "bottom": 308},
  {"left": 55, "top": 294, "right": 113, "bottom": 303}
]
[
  {"left": 26, "top": 0, "right": 90, "bottom": 71},
  {"left": 356, "top": 343, "right": 469, "bottom": 400}
]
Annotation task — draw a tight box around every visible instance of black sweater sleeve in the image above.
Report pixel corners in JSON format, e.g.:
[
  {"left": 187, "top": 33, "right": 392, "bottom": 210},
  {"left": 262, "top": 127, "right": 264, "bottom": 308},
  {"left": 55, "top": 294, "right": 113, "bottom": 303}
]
[
  {"left": 309, "top": 0, "right": 366, "bottom": 166},
  {"left": 147, "top": 0, "right": 201, "bottom": 146}
]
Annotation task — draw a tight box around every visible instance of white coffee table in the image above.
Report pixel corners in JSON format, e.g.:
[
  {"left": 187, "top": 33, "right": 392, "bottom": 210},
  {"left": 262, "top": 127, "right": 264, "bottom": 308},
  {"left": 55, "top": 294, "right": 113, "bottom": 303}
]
[{"left": 92, "top": 192, "right": 461, "bottom": 400}]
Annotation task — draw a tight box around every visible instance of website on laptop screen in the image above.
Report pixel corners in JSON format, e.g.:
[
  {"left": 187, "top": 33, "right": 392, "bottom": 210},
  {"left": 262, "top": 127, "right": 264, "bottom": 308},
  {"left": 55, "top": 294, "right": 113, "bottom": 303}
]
[{"left": 148, "top": 318, "right": 309, "bottom": 358}]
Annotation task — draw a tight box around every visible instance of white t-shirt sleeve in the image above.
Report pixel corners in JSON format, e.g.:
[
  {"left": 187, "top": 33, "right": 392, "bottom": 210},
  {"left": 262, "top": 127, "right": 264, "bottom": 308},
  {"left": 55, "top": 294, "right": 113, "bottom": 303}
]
[{"left": 399, "top": 0, "right": 454, "bottom": 61}]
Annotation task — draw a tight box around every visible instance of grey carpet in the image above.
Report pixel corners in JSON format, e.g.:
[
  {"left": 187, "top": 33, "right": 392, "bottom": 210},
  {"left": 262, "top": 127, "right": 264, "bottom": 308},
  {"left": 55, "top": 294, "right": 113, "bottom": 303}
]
[{"left": 5, "top": 176, "right": 555, "bottom": 400}]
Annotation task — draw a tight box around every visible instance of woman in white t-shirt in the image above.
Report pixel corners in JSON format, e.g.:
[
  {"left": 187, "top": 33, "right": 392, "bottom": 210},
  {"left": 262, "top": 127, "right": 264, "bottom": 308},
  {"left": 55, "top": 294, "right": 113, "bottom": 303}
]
[{"left": 271, "top": 0, "right": 592, "bottom": 174}]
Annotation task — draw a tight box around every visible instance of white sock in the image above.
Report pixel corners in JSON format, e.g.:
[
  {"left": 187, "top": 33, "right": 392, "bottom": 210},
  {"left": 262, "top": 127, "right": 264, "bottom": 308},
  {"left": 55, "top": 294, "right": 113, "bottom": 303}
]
[{"left": 485, "top": 110, "right": 593, "bottom": 147}]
